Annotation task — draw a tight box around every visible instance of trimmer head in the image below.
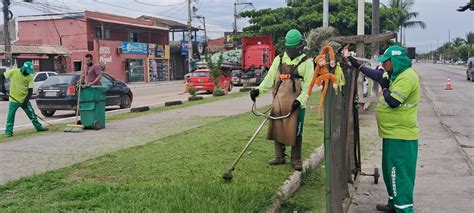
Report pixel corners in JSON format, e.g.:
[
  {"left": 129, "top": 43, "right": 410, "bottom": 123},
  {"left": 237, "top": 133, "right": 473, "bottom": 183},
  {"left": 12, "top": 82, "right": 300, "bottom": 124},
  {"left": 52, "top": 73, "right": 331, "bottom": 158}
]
[{"left": 222, "top": 172, "right": 233, "bottom": 182}]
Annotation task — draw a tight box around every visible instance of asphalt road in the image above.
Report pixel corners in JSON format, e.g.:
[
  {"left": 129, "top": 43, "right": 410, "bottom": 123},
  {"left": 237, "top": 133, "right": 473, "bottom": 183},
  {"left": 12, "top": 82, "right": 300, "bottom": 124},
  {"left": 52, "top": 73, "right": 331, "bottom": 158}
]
[
  {"left": 414, "top": 63, "right": 473, "bottom": 166},
  {"left": 0, "top": 81, "right": 231, "bottom": 132}
]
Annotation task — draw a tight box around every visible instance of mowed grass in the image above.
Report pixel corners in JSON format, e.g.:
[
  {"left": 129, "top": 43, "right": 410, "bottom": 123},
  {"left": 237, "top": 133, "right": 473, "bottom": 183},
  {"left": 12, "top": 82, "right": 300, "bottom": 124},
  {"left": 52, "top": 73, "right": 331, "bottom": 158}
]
[
  {"left": 0, "top": 94, "right": 324, "bottom": 212},
  {"left": 280, "top": 163, "right": 326, "bottom": 213}
]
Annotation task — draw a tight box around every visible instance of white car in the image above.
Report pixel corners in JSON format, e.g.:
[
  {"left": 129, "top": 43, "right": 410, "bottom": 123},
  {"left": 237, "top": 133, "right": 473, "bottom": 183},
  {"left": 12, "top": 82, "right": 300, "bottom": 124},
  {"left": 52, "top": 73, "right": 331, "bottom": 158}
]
[{"left": 33, "top": 71, "right": 57, "bottom": 94}]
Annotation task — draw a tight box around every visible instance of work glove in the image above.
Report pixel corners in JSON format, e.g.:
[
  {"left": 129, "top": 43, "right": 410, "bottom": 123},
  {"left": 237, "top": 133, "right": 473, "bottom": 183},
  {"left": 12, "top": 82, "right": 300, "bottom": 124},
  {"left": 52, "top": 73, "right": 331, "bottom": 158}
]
[
  {"left": 250, "top": 88, "right": 259, "bottom": 102},
  {"left": 380, "top": 77, "right": 390, "bottom": 90},
  {"left": 291, "top": 99, "right": 301, "bottom": 112},
  {"left": 0, "top": 87, "right": 6, "bottom": 94},
  {"left": 348, "top": 56, "right": 362, "bottom": 70}
]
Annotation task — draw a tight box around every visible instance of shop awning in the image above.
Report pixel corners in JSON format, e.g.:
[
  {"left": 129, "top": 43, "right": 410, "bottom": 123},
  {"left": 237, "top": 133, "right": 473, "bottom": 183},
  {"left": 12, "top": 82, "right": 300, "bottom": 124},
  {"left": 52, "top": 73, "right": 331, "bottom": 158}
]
[{"left": 0, "top": 45, "right": 70, "bottom": 55}]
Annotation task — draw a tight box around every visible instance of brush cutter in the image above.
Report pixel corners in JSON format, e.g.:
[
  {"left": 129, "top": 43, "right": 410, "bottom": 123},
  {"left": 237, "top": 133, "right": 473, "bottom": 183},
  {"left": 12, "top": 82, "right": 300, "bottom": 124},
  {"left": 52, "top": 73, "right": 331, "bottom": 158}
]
[
  {"left": 222, "top": 101, "right": 292, "bottom": 182},
  {"left": 64, "top": 82, "right": 84, "bottom": 133},
  {"left": 5, "top": 93, "right": 57, "bottom": 130}
]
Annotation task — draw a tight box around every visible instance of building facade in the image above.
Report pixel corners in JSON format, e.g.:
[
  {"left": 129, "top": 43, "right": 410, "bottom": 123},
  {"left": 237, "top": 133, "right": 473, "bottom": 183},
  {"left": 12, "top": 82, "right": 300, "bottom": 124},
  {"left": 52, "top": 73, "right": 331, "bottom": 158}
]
[{"left": 15, "top": 11, "right": 170, "bottom": 83}]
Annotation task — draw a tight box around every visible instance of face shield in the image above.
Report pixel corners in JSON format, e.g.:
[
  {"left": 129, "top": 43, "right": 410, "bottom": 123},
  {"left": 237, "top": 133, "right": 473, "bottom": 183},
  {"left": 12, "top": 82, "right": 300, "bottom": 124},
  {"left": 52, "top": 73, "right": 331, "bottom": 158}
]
[{"left": 285, "top": 42, "right": 304, "bottom": 59}]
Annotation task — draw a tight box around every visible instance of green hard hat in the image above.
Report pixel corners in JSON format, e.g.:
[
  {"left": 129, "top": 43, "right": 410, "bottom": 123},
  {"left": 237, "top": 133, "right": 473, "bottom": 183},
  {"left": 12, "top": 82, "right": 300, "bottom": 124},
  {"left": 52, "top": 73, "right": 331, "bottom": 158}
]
[
  {"left": 20, "top": 61, "right": 34, "bottom": 75},
  {"left": 285, "top": 29, "right": 303, "bottom": 47},
  {"left": 377, "top": 45, "right": 408, "bottom": 63}
]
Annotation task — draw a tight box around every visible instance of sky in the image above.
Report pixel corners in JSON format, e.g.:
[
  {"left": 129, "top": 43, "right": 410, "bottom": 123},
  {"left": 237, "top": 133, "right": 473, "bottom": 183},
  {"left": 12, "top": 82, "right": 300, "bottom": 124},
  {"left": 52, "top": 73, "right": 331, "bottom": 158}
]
[{"left": 6, "top": 0, "right": 474, "bottom": 54}]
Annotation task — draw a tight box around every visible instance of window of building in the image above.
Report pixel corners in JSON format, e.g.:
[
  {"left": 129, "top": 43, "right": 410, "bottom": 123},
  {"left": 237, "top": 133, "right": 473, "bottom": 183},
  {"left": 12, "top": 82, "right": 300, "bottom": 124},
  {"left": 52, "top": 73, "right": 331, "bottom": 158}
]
[
  {"left": 104, "top": 29, "right": 110, "bottom": 39},
  {"left": 129, "top": 31, "right": 139, "bottom": 42},
  {"left": 95, "top": 26, "right": 101, "bottom": 39},
  {"left": 95, "top": 26, "right": 110, "bottom": 39}
]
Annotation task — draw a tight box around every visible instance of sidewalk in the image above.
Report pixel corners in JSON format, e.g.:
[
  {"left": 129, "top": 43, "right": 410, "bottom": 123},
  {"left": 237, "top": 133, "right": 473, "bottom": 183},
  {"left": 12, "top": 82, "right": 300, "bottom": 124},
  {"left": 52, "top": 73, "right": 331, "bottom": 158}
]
[
  {"left": 348, "top": 88, "right": 474, "bottom": 212},
  {"left": 126, "top": 80, "right": 184, "bottom": 89},
  {"left": 0, "top": 93, "right": 273, "bottom": 184}
]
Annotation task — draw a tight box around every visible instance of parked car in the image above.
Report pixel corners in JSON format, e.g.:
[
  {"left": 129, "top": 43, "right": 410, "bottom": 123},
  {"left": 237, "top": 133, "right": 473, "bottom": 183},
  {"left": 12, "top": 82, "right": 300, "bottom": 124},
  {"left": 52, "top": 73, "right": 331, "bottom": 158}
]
[
  {"left": 33, "top": 71, "right": 57, "bottom": 94},
  {"left": 466, "top": 57, "right": 474, "bottom": 82},
  {"left": 187, "top": 69, "right": 233, "bottom": 93},
  {"left": 0, "top": 70, "right": 58, "bottom": 100},
  {"left": 240, "top": 67, "right": 267, "bottom": 86},
  {"left": 36, "top": 72, "right": 133, "bottom": 117},
  {"left": 0, "top": 79, "right": 8, "bottom": 101},
  {"left": 184, "top": 72, "right": 193, "bottom": 83},
  {"left": 231, "top": 69, "right": 242, "bottom": 86}
]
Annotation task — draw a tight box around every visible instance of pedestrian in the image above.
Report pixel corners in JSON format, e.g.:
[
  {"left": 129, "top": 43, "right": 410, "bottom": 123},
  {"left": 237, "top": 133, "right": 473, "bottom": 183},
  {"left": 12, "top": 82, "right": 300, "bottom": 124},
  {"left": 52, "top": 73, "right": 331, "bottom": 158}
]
[
  {"left": 0, "top": 61, "right": 49, "bottom": 137},
  {"left": 250, "top": 29, "right": 314, "bottom": 171},
  {"left": 348, "top": 45, "right": 420, "bottom": 213},
  {"left": 80, "top": 54, "right": 102, "bottom": 86}
]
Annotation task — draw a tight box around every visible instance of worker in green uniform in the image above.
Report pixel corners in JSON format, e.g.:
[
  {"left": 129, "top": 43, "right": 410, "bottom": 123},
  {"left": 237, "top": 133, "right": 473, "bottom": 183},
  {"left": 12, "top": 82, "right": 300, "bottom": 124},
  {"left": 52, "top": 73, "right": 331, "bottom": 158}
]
[
  {"left": 348, "top": 45, "right": 420, "bottom": 213},
  {"left": 250, "top": 29, "right": 314, "bottom": 171},
  {"left": 0, "top": 61, "right": 48, "bottom": 137}
]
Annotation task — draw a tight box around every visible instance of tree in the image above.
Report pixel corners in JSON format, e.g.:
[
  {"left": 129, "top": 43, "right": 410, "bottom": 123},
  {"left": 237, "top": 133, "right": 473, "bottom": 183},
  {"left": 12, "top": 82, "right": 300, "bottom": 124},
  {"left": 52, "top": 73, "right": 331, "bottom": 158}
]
[
  {"left": 387, "top": 0, "right": 426, "bottom": 45},
  {"left": 466, "top": 32, "right": 474, "bottom": 58},
  {"left": 239, "top": 1, "right": 400, "bottom": 53},
  {"left": 205, "top": 52, "right": 224, "bottom": 96},
  {"left": 452, "top": 37, "right": 466, "bottom": 47}
]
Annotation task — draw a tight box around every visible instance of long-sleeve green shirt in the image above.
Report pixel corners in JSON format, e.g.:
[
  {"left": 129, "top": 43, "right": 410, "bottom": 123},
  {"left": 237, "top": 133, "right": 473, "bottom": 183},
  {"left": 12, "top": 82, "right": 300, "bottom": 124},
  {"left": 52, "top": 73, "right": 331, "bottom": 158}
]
[{"left": 258, "top": 53, "right": 314, "bottom": 108}]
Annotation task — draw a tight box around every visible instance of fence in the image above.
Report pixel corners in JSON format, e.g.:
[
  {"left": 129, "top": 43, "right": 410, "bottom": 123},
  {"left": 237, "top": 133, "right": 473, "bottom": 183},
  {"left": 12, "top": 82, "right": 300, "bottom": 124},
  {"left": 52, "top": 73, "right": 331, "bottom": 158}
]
[{"left": 323, "top": 59, "right": 364, "bottom": 213}]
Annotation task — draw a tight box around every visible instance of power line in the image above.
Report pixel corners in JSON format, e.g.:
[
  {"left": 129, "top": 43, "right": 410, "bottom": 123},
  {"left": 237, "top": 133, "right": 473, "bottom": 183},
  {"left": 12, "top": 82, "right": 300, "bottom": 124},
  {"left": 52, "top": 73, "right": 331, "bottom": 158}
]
[{"left": 133, "top": 0, "right": 186, "bottom": 7}]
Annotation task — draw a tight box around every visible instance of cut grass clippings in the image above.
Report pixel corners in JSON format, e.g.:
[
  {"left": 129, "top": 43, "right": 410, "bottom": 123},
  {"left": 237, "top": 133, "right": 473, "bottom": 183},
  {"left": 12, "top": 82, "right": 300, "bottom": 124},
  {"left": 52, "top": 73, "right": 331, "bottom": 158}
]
[
  {"left": 0, "top": 94, "right": 324, "bottom": 212},
  {"left": 0, "top": 92, "right": 247, "bottom": 143}
]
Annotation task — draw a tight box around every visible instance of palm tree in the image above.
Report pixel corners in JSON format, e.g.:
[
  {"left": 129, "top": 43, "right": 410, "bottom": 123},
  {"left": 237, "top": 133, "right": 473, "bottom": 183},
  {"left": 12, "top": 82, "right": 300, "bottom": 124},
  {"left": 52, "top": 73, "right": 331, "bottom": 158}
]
[
  {"left": 389, "top": 0, "right": 426, "bottom": 45},
  {"left": 466, "top": 32, "right": 474, "bottom": 58}
]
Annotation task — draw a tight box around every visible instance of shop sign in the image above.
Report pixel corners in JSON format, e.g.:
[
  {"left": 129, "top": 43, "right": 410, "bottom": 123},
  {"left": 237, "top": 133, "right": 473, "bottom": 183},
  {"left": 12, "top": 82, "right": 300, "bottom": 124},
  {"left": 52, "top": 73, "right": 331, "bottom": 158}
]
[
  {"left": 99, "top": 46, "right": 112, "bottom": 64},
  {"left": 155, "top": 45, "right": 165, "bottom": 58},
  {"left": 120, "top": 42, "right": 148, "bottom": 55},
  {"left": 181, "top": 41, "right": 189, "bottom": 56}
]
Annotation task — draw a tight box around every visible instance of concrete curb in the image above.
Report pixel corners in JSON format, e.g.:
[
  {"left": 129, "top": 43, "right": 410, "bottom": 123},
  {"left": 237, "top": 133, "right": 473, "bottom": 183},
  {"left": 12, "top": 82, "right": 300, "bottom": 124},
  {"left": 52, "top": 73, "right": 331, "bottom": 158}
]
[
  {"left": 266, "top": 146, "right": 325, "bottom": 213},
  {"left": 164, "top": 100, "right": 183, "bottom": 106},
  {"left": 130, "top": 106, "right": 150, "bottom": 113}
]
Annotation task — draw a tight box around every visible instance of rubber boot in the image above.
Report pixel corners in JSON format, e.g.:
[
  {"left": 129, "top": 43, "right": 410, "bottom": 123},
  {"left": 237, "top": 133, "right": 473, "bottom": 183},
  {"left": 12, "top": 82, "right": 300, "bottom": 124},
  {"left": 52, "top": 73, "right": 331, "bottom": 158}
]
[
  {"left": 291, "top": 136, "right": 303, "bottom": 171},
  {"left": 268, "top": 141, "right": 286, "bottom": 165},
  {"left": 376, "top": 204, "right": 394, "bottom": 212}
]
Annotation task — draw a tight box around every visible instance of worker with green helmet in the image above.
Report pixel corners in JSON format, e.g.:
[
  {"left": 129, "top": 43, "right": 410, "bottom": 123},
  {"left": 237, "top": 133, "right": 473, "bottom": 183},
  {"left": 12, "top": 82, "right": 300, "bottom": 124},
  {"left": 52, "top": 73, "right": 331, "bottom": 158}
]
[
  {"left": 348, "top": 45, "right": 420, "bottom": 213},
  {"left": 0, "top": 61, "right": 49, "bottom": 137},
  {"left": 250, "top": 29, "right": 314, "bottom": 171}
]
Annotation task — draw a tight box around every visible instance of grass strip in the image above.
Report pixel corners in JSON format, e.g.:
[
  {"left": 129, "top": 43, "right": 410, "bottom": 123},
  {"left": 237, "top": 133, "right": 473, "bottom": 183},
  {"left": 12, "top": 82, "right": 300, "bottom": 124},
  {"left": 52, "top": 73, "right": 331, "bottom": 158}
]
[
  {"left": 0, "top": 95, "right": 324, "bottom": 212},
  {"left": 0, "top": 92, "right": 247, "bottom": 143}
]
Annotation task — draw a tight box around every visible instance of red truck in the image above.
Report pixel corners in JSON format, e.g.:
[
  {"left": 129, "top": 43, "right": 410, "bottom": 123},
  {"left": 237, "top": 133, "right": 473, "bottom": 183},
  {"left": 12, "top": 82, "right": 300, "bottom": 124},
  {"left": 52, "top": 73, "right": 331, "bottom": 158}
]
[{"left": 232, "top": 35, "right": 276, "bottom": 86}]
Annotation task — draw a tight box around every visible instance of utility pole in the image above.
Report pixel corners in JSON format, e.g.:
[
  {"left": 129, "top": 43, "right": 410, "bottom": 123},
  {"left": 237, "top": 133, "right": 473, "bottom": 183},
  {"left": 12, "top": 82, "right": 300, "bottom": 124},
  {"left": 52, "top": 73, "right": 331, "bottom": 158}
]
[
  {"left": 2, "top": 0, "right": 12, "bottom": 67},
  {"left": 356, "top": 0, "right": 365, "bottom": 57},
  {"left": 194, "top": 15, "right": 207, "bottom": 42},
  {"left": 233, "top": 0, "right": 252, "bottom": 33},
  {"left": 448, "top": 28, "right": 451, "bottom": 62},
  {"left": 323, "top": 0, "right": 329, "bottom": 27},
  {"left": 233, "top": 2, "right": 237, "bottom": 33},
  {"left": 187, "top": 0, "right": 193, "bottom": 73},
  {"left": 371, "top": 0, "right": 380, "bottom": 59}
]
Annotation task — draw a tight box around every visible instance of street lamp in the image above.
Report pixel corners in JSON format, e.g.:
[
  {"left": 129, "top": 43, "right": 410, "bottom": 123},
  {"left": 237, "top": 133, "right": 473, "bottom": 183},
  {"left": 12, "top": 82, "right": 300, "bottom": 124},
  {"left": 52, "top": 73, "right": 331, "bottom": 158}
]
[{"left": 193, "top": 15, "right": 207, "bottom": 42}]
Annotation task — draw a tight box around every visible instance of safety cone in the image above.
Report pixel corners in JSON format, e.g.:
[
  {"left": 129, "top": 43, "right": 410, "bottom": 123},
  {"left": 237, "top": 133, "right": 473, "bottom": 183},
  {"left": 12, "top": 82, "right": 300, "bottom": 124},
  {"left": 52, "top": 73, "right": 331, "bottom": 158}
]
[
  {"left": 184, "top": 83, "right": 189, "bottom": 93},
  {"left": 445, "top": 78, "right": 453, "bottom": 90}
]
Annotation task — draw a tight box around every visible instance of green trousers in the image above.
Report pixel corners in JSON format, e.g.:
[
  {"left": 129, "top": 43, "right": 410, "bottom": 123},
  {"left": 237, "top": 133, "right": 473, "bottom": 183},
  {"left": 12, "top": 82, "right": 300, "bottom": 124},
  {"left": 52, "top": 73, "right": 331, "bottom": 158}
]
[
  {"left": 5, "top": 101, "right": 43, "bottom": 135},
  {"left": 296, "top": 108, "right": 305, "bottom": 136},
  {"left": 382, "top": 138, "right": 418, "bottom": 213}
]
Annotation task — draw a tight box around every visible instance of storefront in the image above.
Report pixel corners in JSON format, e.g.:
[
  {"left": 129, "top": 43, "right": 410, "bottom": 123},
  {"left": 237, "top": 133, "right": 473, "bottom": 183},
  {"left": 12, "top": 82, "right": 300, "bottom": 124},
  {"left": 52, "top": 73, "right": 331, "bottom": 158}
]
[{"left": 148, "top": 44, "right": 170, "bottom": 81}]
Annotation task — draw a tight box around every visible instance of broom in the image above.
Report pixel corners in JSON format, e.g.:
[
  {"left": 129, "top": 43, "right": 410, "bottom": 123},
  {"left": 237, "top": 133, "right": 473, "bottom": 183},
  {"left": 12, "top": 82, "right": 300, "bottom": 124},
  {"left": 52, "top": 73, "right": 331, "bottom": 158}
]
[{"left": 64, "top": 83, "right": 84, "bottom": 133}]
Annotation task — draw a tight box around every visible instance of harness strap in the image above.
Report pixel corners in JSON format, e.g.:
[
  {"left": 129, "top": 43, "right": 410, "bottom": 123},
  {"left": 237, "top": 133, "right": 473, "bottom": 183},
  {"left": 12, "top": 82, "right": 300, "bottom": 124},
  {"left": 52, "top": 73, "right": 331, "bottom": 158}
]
[{"left": 274, "top": 55, "right": 308, "bottom": 96}]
